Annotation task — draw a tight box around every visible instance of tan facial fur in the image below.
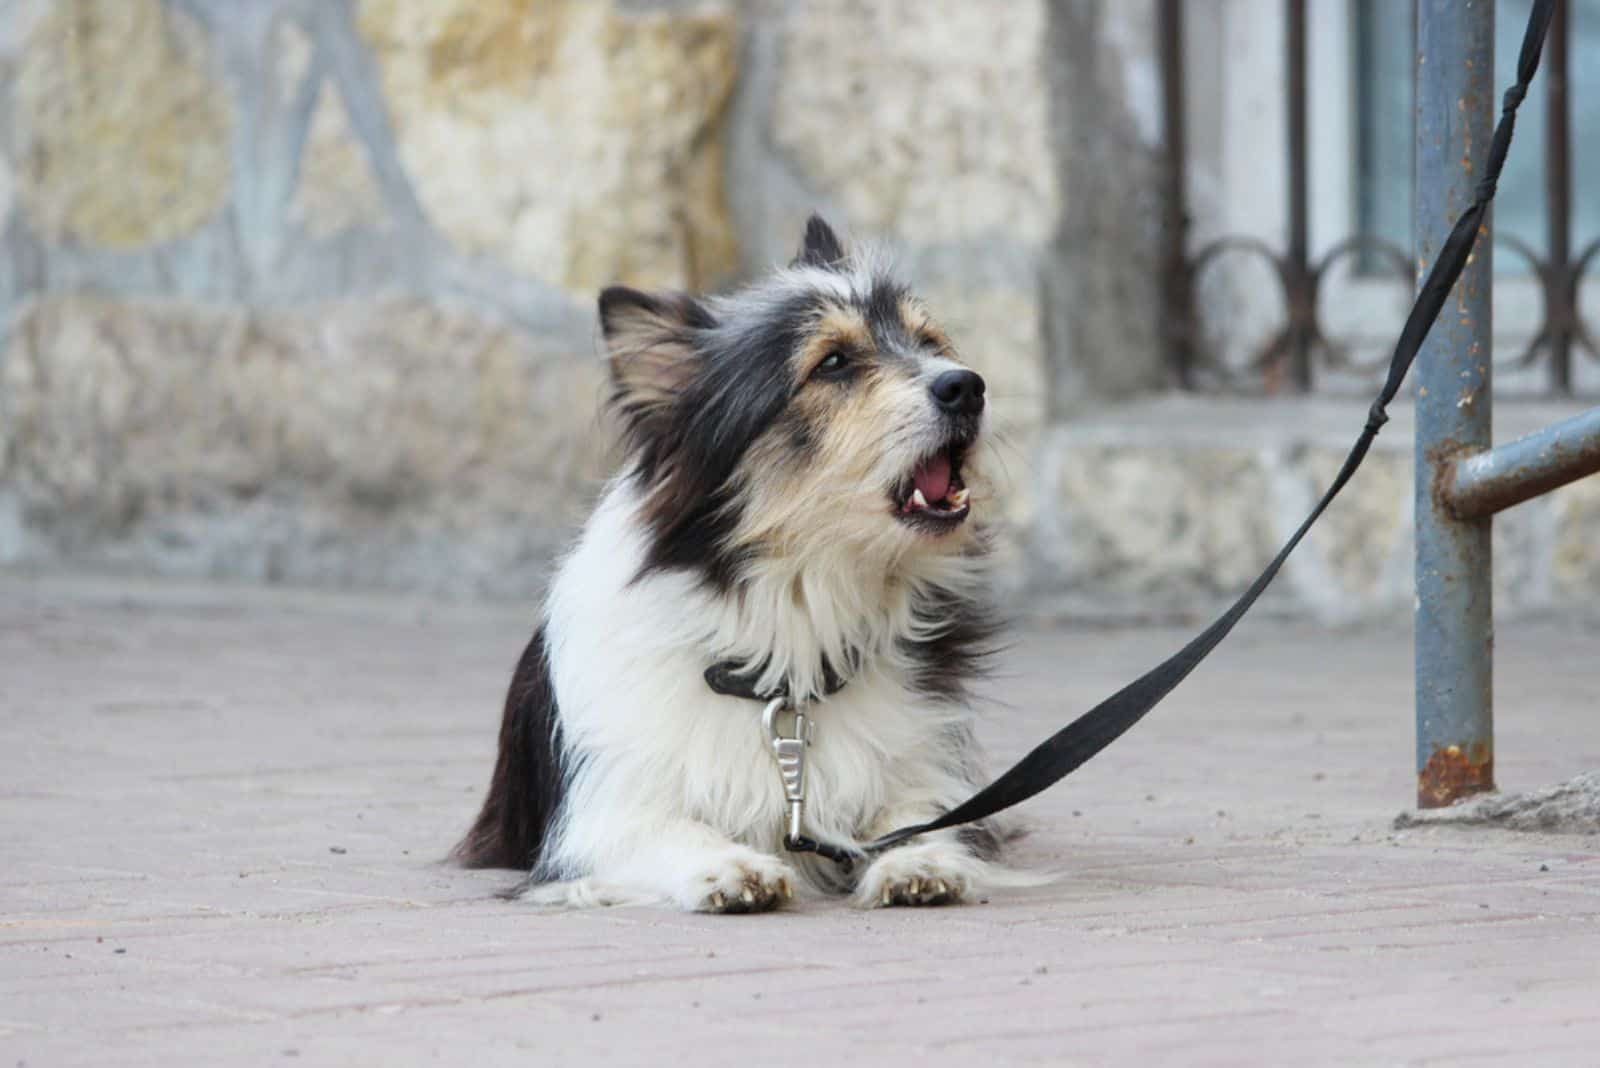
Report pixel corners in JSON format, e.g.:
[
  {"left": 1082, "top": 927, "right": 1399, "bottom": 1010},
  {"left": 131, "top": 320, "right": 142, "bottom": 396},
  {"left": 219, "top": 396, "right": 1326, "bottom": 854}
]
[{"left": 728, "top": 300, "right": 988, "bottom": 568}]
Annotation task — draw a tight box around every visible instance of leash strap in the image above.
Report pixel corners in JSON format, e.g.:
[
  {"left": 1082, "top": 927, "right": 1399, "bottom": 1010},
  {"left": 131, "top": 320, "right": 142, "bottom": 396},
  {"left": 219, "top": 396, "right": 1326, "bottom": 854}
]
[{"left": 865, "top": 0, "right": 1555, "bottom": 855}]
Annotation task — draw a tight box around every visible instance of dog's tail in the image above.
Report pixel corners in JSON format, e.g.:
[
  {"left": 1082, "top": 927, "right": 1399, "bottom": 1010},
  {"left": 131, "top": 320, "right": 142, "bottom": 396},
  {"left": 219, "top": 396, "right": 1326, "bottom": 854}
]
[
  {"left": 501, "top": 877, "right": 667, "bottom": 909},
  {"left": 451, "top": 626, "right": 566, "bottom": 871}
]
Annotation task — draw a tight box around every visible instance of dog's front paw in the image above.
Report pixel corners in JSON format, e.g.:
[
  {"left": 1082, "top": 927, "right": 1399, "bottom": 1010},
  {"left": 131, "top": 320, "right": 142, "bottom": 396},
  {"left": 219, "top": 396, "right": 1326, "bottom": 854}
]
[
  {"left": 875, "top": 872, "right": 964, "bottom": 907},
  {"left": 855, "top": 843, "right": 974, "bottom": 908},
  {"left": 687, "top": 851, "right": 796, "bottom": 914}
]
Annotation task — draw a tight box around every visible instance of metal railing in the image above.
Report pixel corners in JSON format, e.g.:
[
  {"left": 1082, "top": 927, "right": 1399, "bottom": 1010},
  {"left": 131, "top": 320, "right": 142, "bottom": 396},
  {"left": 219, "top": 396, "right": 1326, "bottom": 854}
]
[
  {"left": 1412, "top": 0, "right": 1600, "bottom": 808},
  {"left": 1160, "top": 0, "right": 1596, "bottom": 395},
  {"left": 1502, "top": 0, "right": 1600, "bottom": 388}
]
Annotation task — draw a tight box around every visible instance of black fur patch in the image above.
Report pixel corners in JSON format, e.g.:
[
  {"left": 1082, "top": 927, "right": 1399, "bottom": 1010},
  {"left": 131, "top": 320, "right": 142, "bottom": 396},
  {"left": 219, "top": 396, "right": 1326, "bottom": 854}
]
[
  {"left": 599, "top": 285, "right": 717, "bottom": 338},
  {"left": 899, "top": 582, "right": 1002, "bottom": 705},
  {"left": 777, "top": 404, "right": 821, "bottom": 459},
  {"left": 793, "top": 213, "right": 846, "bottom": 268},
  {"left": 626, "top": 288, "right": 828, "bottom": 590},
  {"left": 957, "top": 823, "right": 1005, "bottom": 860},
  {"left": 451, "top": 628, "right": 566, "bottom": 871},
  {"left": 903, "top": 576, "right": 1008, "bottom": 860},
  {"left": 600, "top": 286, "right": 716, "bottom": 459},
  {"left": 863, "top": 277, "right": 912, "bottom": 352}
]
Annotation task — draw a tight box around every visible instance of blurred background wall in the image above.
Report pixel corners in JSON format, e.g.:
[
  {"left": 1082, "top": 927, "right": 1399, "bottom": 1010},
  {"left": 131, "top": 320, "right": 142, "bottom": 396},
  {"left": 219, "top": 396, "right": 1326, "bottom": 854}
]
[
  {"left": 0, "top": 0, "right": 1164, "bottom": 598},
  {"left": 1, "top": 0, "right": 1597, "bottom": 620}
]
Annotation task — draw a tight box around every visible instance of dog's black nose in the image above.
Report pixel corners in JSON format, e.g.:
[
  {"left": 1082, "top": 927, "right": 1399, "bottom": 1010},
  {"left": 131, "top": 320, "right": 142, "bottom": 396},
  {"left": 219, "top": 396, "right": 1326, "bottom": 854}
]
[{"left": 930, "top": 369, "right": 986, "bottom": 416}]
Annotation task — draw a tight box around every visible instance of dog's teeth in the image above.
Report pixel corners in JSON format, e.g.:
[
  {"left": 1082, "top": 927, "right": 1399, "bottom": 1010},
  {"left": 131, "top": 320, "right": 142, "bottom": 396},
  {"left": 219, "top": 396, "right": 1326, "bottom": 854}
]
[
  {"left": 910, "top": 488, "right": 929, "bottom": 510},
  {"left": 950, "top": 488, "right": 970, "bottom": 507}
]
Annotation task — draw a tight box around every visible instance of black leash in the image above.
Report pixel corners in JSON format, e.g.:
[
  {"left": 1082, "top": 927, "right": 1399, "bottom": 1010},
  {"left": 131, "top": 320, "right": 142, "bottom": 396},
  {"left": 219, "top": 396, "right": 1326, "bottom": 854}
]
[{"left": 714, "top": 0, "right": 1554, "bottom": 867}]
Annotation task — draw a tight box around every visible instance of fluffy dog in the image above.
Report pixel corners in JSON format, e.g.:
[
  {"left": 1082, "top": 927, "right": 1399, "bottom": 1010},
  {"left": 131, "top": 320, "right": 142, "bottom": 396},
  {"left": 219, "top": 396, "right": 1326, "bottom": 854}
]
[{"left": 453, "top": 216, "right": 1018, "bottom": 911}]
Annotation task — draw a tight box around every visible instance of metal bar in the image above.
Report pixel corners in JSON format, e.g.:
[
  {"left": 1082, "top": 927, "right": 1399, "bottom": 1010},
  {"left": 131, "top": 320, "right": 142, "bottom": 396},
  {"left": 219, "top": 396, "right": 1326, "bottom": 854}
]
[
  {"left": 1284, "top": 0, "right": 1312, "bottom": 391},
  {"left": 1442, "top": 406, "right": 1600, "bottom": 519},
  {"left": 1414, "top": 0, "right": 1496, "bottom": 809},
  {"left": 1157, "top": 0, "right": 1197, "bottom": 389},
  {"left": 1546, "top": 0, "right": 1573, "bottom": 393}
]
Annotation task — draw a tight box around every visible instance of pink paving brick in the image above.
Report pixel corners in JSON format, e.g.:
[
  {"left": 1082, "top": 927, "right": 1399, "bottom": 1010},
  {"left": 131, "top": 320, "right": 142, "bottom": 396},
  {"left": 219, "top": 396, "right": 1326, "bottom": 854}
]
[{"left": 3, "top": 573, "right": 1599, "bottom": 1066}]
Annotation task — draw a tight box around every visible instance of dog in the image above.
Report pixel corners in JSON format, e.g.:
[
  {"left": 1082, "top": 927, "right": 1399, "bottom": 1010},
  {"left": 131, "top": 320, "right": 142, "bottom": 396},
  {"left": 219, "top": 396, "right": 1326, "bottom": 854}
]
[{"left": 452, "top": 216, "right": 1024, "bottom": 911}]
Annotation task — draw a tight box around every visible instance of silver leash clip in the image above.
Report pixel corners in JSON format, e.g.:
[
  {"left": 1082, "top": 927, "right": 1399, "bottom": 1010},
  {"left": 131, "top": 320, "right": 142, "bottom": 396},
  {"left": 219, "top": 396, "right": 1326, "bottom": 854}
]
[
  {"left": 762, "top": 696, "right": 811, "bottom": 844},
  {"left": 761, "top": 695, "right": 858, "bottom": 870}
]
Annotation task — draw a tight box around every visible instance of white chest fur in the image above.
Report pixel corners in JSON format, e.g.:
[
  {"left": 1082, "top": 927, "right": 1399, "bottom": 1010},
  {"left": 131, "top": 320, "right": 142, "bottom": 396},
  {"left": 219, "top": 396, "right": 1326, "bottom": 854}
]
[{"left": 538, "top": 479, "right": 981, "bottom": 878}]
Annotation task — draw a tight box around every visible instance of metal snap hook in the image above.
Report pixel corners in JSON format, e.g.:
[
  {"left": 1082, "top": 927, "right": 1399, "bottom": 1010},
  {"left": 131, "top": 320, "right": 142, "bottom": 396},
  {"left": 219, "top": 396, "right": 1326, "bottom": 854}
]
[{"left": 763, "top": 697, "right": 810, "bottom": 844}]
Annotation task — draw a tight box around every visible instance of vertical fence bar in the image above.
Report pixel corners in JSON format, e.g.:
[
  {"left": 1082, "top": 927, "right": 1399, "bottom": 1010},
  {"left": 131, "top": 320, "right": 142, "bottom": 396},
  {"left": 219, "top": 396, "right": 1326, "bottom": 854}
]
[
  {"left": 1546, "top": 0, "right": 1573, "bottom": 394},
  {"left": 1158, "top": 0, "right": 1196, "bottom": 389},
  {"left": 1414, "top": 0, "right": 1496, "bottom": 808},
  {"left": 1284, "top": 0, "right": 1312, "bottom": 391}
]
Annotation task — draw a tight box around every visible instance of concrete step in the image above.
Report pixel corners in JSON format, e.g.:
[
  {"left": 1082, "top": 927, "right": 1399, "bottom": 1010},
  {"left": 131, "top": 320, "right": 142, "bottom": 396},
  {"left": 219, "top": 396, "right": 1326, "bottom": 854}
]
[{"left": 1020, "top": 395, "right": 1600, "bottom": 624}]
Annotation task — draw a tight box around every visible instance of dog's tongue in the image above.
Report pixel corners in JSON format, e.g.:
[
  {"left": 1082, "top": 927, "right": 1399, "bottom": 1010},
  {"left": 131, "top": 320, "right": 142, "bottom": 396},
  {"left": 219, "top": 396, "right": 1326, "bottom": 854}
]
[{"left": 912, "top": 453, "right": 952, "bottom": 503}]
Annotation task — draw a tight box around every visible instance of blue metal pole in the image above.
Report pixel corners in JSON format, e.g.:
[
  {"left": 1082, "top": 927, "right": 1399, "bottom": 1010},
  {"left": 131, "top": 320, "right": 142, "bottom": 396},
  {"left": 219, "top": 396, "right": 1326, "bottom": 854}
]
[
  {"left": 1415, "top": 0, "right": 1496, "bottom": 808},
  {"left": 1444, "top": 405, "right": 1600, "bottom": 519}
]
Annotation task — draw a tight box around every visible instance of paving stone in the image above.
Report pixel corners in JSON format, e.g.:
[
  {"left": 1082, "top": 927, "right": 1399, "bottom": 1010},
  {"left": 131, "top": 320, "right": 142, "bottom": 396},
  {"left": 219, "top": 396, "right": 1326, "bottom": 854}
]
[{"left": 2, "top": 572, "right": 1599, "bottom": 1066}]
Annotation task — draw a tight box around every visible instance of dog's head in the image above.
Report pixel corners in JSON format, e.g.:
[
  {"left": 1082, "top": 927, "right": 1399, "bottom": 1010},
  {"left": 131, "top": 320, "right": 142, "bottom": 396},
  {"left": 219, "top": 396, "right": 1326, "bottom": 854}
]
[{"left": 600, "top": 215, "right": 990, "bottom": 589}]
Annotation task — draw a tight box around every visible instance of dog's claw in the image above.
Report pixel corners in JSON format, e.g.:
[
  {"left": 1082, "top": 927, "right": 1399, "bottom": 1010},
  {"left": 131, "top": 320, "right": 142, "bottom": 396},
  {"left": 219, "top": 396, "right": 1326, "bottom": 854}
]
[
  {"left": 871, "top": 870, "right": 966, "bottom": 908},
  {"left": 700, "top": 863, "right": 796, "bottom": 913}
]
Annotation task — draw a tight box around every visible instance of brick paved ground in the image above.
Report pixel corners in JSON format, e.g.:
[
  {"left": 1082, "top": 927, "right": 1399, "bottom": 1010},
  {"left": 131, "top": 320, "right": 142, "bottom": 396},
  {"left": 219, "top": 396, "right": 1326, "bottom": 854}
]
[{"left": 3, "top": 572, "right": 1598, "bottom": 1066}]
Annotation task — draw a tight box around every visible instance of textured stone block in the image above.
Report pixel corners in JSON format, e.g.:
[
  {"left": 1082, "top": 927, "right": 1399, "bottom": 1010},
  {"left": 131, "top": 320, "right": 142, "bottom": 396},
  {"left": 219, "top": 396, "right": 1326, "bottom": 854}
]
[
  {"left": 1290, "top": 446, "right": 1412, "bottom": 603},
  {"left": 1553, "top": 474, "right": 1600, "bottom": 597},
  {"left": 771, "top": 0, "right": 1057, "bottom": 242},
  {"left": 12, "top": 0, "right": 232, "bottom": 248},
  {"left": 1026, "top": 397, "right": 1600, "bottom": 621},
  {"left": 1046, "top": 445, "right": 1279, "bottom": 597},
  {"left": 0, "top": 149, "right": 13, "bottom": 232},
  {"left": 356, "top": 0, "right": 738, "bottom": 292},
  {"left": 1, "top": 297, "right": 610, "bottom": 595},
  {"left": 277, "top": 21, "right": 388, "bottom": 239}
]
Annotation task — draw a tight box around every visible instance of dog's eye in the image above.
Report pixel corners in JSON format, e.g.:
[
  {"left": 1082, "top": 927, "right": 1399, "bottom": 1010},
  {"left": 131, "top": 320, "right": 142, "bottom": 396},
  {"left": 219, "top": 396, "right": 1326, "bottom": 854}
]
[{"left": 813, "top": 350, "right": 851, "bottom": 378}]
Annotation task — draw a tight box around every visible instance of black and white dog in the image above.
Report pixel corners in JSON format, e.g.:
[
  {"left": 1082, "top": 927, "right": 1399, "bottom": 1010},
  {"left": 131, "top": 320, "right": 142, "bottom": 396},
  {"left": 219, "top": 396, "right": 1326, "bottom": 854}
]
[{"left": 454, "top": 217, "right": 1025, "bottom": 911}]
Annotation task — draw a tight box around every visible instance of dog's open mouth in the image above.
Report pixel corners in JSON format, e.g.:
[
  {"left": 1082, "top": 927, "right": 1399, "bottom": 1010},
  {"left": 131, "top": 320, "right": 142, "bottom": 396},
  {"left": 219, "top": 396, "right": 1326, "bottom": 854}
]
[{"left": 892, "top": 445, "right": 971, "bottom": 530}]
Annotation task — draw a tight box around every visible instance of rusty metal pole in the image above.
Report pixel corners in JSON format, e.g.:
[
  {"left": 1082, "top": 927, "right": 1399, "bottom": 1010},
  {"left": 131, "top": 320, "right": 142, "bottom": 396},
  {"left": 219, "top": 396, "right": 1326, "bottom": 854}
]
[
  {"left": 1414, "top": 0, "right": 1496, "bottom": 808},
  {"left": 1442, "top": 405, "right": 1600, "bottom": 519},
  {"left": 1546, "top": 0, "right": 1573, "bottom": 394},
  {"left": 1157, "top": 0, "right": 1196, "bottom": 389},
  {"left": 1285, "top": 0, "right": 1312, "bottom": 391}
]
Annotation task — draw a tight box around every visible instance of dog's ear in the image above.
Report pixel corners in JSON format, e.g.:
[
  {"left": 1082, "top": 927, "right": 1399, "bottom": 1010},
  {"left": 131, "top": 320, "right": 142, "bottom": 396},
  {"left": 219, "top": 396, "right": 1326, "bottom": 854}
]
[
  {"left": 792, "top": 214, "right": 846, "bottom": 269},
  {"left": 599, "top": 285, "right": 713, "bottom": 432}
]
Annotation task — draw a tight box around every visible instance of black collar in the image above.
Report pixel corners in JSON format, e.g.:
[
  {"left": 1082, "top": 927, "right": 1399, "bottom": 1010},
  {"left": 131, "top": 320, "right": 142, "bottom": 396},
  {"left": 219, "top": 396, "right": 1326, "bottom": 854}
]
[{"left": 703, "top": 654, "right": 852, "bottom": 703}]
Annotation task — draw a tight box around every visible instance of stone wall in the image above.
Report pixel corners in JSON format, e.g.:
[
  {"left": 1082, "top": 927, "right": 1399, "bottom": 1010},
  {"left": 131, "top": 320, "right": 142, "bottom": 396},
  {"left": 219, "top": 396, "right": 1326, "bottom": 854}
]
[
  {"left": 18, "top": 1, "right": 1593, "bottom": 624},
  {"left": 1025, "top": 397, "right": 1600, "bottom": 624},
  {"left": 0, "top": 0, "right": 1171, "bottom": 597}
]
